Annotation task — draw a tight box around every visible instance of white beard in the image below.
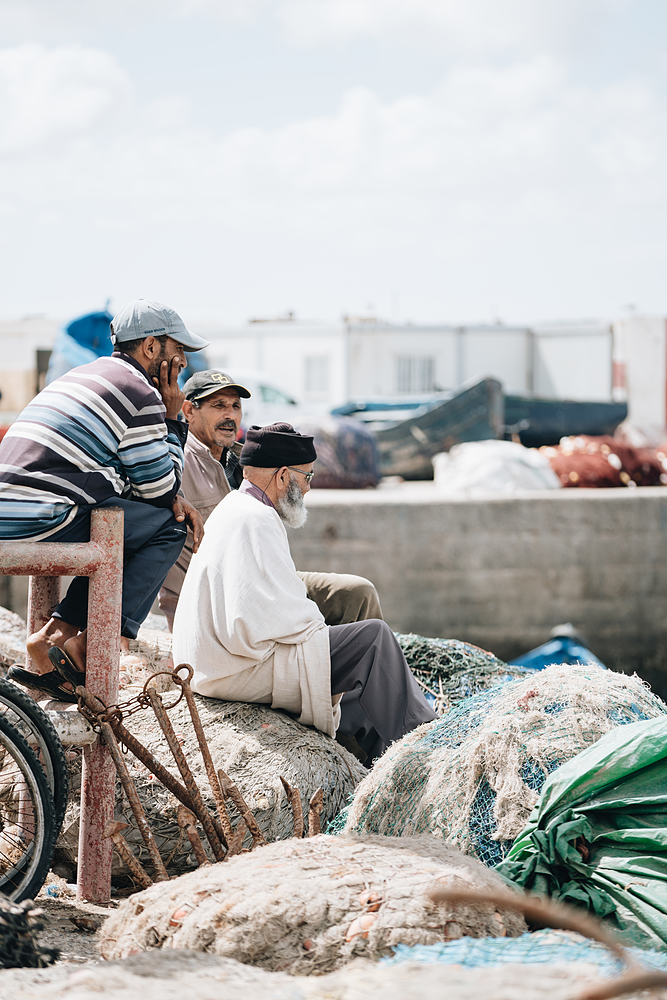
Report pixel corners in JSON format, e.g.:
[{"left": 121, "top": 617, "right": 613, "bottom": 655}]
[{"left": 276, "top": 476, "right": 308, "bottom": 529}]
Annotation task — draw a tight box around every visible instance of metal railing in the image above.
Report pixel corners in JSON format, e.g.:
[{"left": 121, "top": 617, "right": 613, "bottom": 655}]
[{"left": 0, "top": 507, "right": 123, "bottom": 903}]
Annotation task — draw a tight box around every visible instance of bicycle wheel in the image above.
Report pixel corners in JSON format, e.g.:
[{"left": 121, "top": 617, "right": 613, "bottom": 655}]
[
  {"left": 0, "top": 677, "right": 69, "bottom": 832},
  {"left": 0, "top": 713, "right": 57, "bottom": 902}
]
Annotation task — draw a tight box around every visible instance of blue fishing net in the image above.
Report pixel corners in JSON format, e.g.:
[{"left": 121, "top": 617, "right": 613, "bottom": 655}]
[
  {"left": 337, "top": 665, "right": 667, "bottom": 867},
  {"left": 382, "top": 930, "right": 667, "bottom": 974}
]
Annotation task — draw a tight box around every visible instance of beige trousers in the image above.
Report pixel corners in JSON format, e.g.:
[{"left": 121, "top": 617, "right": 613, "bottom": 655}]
[{"left": 297, "top": 572, "right": 383, "bottom": 625}]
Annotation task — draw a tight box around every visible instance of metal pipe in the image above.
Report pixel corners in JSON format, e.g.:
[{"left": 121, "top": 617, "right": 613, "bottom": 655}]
[
  {"left": 229, "top": 818, "right": 247, "bottom": 856},
  {"left": 308, "top": 787, "right": 323, "bottom": 837},
  {"left": 77, "top": 508, "right": 124, "bottom": 903},
  {"left": 279, "top": 776, "right": 303, "bottom": 839},
  {"left": 177, "top": 806, "right": 209, "bottom": 868},
  {"left": 172, "top": 666, "right": 233, "bottom": 849},
  {"left": 147, "top": 688, "right": 225, "bottom": 862},
  {"left": 108, "top": 711, "right": 229, "bottom": 847},
  {"left": 25, "top": 576, "right": 60, "bottom": 672},
  {"left": 104, "top": 821, "right": 154, "bottom": 890},
  {"left": 218, "top": 768, "right": 266, "bottom": 847},
  {"left": 0, "top": 541, "right": 108, "bottom": 577},
  {"left": 98, "top": 720, "right": 169, "bottom": 882}
]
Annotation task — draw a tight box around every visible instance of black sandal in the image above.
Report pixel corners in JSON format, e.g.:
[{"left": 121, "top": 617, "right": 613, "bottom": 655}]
[
  {"left": 48, "top": 646, "right": 86, "bottom": 688},
  {"left": 6, "top": 665, "right": 78, "bottom": 703}
]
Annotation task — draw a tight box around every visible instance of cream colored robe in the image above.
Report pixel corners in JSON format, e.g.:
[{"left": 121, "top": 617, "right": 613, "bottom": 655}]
[{"left": 172, "top": 490, "right": 339, "bottom": 737}]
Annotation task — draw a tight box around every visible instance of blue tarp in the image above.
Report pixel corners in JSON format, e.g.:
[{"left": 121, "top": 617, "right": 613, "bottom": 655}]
[
  {"left": 46, "top": 311, "right": 114, "bottom": 384},
  {"left": 510, "top": 635, "right": 606, "bottom": 671}
]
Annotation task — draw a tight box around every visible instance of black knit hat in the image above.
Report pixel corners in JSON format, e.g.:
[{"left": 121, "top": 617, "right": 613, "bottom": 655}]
[{"left": 240, "top": 423, "right": 317, "bottom": 468}]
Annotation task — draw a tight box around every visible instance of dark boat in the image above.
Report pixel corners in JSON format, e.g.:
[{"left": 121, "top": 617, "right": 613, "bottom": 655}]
[
  {"left": 504, "top": 395, "right": 628, "bottom": 448},
  {"left": 333, "top": 377, "right": 504, "bottom": 479}
]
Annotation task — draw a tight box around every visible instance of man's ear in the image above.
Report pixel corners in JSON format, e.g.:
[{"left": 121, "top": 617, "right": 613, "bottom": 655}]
[
  {"left": 276, "top": 466, "right": 290, "bottom": 488},
  {"left": 142, "top": 336, "right": 159, "bottom": 358},
  {"left": 182, "top": 400, "right": 194, "bottom": 421}
]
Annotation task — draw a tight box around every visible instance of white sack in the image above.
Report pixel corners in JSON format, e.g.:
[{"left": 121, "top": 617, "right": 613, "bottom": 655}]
[{"left": 432, "top": 440, "right": 561, "bottom": 495}]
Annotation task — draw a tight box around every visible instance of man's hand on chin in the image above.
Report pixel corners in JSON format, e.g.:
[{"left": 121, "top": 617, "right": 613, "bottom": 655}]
[{"left": 172, "top": 497, "right": 205, "bottom": 552}]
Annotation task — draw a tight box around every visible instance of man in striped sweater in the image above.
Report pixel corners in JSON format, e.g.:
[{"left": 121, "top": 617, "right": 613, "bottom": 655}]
[{"left": 0, "top": 300, "right": 206, "bottom": 701}]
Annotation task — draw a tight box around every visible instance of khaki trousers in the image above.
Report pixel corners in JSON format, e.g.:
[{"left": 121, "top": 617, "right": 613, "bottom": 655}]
[{"left": 297, "top": 572, "right": 383, "bottom": 625}]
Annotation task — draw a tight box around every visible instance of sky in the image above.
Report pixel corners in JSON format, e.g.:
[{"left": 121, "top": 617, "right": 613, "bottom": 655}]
[{"left": 1, "top": 0, "right": 667, "bottom": 326}]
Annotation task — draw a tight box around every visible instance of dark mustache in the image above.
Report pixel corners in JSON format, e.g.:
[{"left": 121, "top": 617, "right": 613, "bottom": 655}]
[{"left": 216, "top": 422, "right": 237, "bottom": 430}]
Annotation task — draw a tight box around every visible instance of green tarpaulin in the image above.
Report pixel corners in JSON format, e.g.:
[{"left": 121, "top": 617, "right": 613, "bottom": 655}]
[{"left": 497, "top": 717, "right": 667, "bottom": 950}]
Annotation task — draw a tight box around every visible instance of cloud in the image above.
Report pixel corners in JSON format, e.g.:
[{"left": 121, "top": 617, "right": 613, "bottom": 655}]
[
  {"left": 0, "top": 0, "right": 625, "bottom": 55},
  {"left": 0, "top": 39, "right": 665, "bottom": 320},
  {"left": 0, "top": 44, "right": 131, "bottom": 152},
  {"left": 273, "top": 0, "right": 619, "bottom": 51}
]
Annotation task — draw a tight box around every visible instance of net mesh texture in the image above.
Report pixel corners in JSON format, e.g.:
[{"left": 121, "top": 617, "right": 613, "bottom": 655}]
[
  {"left": 336, "top": 663, "right": 667, "bottom": 868},
  {"left": 383, "top": 929, "right": 667, "bottom": 975},
  {"left": 395, "top": 634, "right": 528, "bottom": 715}
]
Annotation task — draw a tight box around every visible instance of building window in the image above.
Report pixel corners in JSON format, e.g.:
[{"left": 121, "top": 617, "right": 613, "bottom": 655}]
[
  {"left": 396, "top": 356, "right": 435, "bottom": 393},
  {"left": 305, "top": 356, "right": 330, "bottom": 396}
]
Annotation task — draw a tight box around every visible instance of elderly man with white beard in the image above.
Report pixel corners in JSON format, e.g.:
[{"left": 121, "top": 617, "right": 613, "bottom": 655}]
[{"left": 172, "top": 422, "right": 435, "bottom": 765}]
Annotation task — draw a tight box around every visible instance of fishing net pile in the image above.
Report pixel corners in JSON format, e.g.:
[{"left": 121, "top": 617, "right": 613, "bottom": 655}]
[
  {"left": 541, "top": 435, "right": 664, "bottom": 488},
  {"left": 58, "top": 695, "right": 365, "bottom": 881},
  {"left": 0, "top": 607, "right": 27, "bottom": 670},
  {"left": 385, "top": 928, "right": 667, "bottom": 975},
  {"left": 0, "top": 898, "right": 58, "bottom": 969},
  {"left": 118, "top": 626, "right": 174, "bottom": 690},
  {"left": 99, "top": 833, "right": 526, "bottom": 973},
  {"left": 294, "top": 414, "right": 380, "bottom": 489},
  {"left": 339, "top": 664, "right": 667, "bottom": 867},
  {"left": 0, "top": 948, "right": 610, "bottom": 1000},
  {"left": 127, "top": 630, "right": 523, "bottom": 713},
  {"left": 395, "top": 634, "right": 526, "bottom": 715}
]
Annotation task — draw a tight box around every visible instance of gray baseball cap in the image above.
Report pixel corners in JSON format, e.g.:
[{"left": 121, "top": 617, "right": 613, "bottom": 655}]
[{"left": 110, "top": 300, "right": 209, "bottom": 352}]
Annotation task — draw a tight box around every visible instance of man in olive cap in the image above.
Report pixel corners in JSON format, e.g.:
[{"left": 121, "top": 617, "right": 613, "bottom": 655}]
[
  {"left": 173, "top": 422, "right": 434, "bottom": 764},
  {"left": 159, "top": 369, "right": 383, "bottom": 635},
  {"left": 0, "top": 299, "right": 205, "bottom": 700}
]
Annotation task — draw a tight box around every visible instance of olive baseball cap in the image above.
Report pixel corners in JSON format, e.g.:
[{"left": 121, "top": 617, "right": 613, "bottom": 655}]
[
  {"left": 111, "top": 300, "right": 209, "bottom": 352},
  {"left": 183, "top": 370, "right": 251, "bottom": 401}
]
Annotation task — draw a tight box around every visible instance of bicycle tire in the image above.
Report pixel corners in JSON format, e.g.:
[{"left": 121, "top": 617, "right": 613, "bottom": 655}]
[
  {"left": 0, "top": 713, "right": 57, "bottom": 902},
  {"left": 0, "top": 677, "right": 69, "bottom": 832}
]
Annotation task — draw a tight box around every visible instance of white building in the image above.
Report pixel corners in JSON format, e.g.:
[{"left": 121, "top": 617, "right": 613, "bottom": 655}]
[
  {"left": 2, "top": 313, "right": 663, "bottom": 432},
  {"left": 201, "top": 317, "right": 616, "bottom": 411},
  {"left": 0, "top": 317, "right": 59, "bottom": 417},
  {"left": 612, "top": 316, "right": 666, "bottom": 431}
]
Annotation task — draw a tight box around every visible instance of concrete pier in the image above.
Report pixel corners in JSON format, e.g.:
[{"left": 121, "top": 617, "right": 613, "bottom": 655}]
[{"left": 292, "top": 484, "right": 667, "bottom": 698}]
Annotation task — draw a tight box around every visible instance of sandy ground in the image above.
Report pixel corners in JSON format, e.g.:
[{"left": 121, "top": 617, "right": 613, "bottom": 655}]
[{"left": 33, "top": 879, "right": 117, "bottom": 966}]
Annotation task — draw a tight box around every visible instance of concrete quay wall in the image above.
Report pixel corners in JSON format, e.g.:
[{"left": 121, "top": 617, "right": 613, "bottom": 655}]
[{"left": 291, "top": 484, "right": 667, "bottom": 698}]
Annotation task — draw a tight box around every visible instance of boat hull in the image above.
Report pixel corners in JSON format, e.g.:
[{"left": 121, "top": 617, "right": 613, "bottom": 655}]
[{"left": 375, "top": 377, "right": 504, "bottom": 479}]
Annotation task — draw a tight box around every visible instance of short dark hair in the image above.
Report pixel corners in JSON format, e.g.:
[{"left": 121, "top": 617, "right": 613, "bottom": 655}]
[{"left": 114, "top": 333, "right": 169, "bottom": 356}]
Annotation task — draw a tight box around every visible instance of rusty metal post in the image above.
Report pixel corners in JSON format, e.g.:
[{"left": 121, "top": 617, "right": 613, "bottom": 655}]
[
  {"left": 26, "top": 576, "right": 61, "bottom": 671},
  {"left": 77, "top": 508, "right": 123, "bottom": 903},
  {"left": 0, "top": 509, "right": 124, "bottom": 904}
]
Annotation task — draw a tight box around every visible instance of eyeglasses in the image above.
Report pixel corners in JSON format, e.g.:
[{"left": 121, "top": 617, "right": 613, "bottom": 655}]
[{"left": 287, "top": 467, "right": 315, "bottom": 484}]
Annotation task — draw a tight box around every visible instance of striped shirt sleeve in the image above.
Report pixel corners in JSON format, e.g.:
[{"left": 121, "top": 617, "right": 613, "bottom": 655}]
[{"left": 117, "top": 406, "right": 187, "bottom": 507}]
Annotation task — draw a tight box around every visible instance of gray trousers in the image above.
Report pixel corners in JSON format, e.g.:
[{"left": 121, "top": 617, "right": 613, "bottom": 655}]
[{"left": 330, "top": 619, "right": 436, "bottom": 765}]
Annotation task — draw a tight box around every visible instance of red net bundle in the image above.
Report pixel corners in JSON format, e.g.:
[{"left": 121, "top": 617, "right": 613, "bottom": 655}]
[{"left": 540, "top": 435, "right": 666, "bottom": 488}]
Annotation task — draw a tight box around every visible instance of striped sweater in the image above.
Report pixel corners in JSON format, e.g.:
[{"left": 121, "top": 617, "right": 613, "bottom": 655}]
[{"left": 0, "top": 352, "right": 187, "bottom": 540}]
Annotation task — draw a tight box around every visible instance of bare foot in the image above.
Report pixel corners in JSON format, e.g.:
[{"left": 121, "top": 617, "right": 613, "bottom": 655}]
[
  {"left": 120, "top": 637, "right": 130, "bottom": 654},
  {"left": 26, "top": 617, "right": 79, "bottom": 675},
  {"left": 64, "top": 630, "right": 87, "bottom": 673}
]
